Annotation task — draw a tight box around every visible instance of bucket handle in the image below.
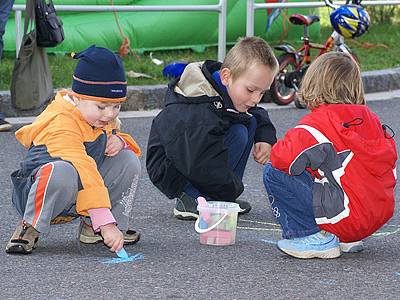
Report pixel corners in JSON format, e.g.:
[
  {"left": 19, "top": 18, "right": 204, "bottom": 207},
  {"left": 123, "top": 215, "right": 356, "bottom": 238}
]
[{"left": 194, "top": 213, "right": 228, "bottom": 234}]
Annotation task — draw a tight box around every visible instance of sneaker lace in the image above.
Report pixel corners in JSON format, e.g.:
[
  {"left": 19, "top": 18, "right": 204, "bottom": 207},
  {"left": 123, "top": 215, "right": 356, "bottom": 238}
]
[
  {"left": 19, "top": 221, "right": 29, "bottom": 239},
  {"left": 301, "top": 232, "right": 333, "bottom": 245}
]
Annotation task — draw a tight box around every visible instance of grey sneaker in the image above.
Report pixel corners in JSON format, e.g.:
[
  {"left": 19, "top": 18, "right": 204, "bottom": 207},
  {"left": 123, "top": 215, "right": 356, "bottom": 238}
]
[
  {"left": 6, "top": 221, "right": 40, "bottom": 255},
  {"left": 340, "top": 240, "right": 364, "bottom": 253},
  {"left": 174, "top": 193, "right": 199, "bottom": 220},
  {"left": 79, "top": 220, "right": 140, "bottom": 245}
]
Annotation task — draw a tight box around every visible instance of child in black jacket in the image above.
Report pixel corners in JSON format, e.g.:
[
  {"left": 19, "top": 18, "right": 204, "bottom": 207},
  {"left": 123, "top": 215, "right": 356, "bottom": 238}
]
[{"left": 146, "top": 37, "right": 279, "bottom": 220}]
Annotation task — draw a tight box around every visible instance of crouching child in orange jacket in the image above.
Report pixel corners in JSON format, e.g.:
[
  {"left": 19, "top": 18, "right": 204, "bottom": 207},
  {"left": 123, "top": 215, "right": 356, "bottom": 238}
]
[{"left": 6, "top": 45, "right": 142, "bottom": 255}]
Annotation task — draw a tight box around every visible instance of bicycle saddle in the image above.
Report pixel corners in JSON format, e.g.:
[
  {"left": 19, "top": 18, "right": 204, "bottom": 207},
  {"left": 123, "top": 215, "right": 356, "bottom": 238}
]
[{"left": 289, "top": 14, "right": 320, "bottom": 26}]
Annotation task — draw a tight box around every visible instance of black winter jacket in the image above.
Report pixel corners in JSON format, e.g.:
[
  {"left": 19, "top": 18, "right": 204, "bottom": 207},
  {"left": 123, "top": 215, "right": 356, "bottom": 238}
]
[{"left": 146, "top": 60, "right": 277, "bottom": 200}]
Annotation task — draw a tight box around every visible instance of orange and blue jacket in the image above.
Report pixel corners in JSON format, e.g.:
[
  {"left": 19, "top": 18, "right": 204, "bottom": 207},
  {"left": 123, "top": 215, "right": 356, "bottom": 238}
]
[{"left": 11, "top": 90, "right": 141, "bottom": 216}]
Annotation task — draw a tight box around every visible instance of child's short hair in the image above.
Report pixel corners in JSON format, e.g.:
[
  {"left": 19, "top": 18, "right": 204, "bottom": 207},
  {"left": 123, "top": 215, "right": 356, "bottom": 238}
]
[
  {"left": 221, "top": 36, "right": 278, "bottom": 81},
  {"left": 300, "top": 52, "right": 364, "bottom": 109}
]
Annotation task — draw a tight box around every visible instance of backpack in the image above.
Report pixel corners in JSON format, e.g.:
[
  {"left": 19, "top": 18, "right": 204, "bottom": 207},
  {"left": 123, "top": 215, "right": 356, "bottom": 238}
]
[{"left": 35, "top": 0, "right": 64, "bottom": 47}]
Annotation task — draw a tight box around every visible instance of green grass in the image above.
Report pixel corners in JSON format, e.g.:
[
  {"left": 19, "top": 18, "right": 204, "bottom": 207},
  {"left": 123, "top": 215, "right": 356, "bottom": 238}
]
[{"left": 1, "top": 21, "right": 399, "bottom": 91}]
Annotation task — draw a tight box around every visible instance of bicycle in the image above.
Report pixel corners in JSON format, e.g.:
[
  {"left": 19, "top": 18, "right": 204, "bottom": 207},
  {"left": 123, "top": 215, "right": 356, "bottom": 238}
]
[{"left": 267, "top": 0, "right": 370, "bottom": 108}]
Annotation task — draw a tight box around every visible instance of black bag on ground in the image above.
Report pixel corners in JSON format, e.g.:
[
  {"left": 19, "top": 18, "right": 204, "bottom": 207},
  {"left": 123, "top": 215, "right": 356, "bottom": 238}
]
[
  {"left": 35, "top": 0, "right": 64, "bottom": 47},
  {"left": 10, "top": 0, "right": 53, "bottom": 110}
]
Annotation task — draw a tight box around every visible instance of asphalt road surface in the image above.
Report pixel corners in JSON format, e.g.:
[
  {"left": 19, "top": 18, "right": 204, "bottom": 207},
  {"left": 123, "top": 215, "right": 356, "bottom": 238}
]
[{"left": 0, "top": 99, "right": 399, "bottom": 299}]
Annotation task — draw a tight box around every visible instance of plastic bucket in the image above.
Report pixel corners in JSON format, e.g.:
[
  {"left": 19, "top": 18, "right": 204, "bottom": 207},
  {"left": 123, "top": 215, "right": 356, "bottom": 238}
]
[{"left": 194, "top": 201, "right": 240, "bottom": 246}]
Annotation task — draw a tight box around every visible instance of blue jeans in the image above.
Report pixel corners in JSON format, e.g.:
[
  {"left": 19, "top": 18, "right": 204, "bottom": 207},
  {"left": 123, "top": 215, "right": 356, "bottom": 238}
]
[
  {"left": 0, "top": 0, "right": 14, "bottom": 57},
  {"left": 184, "top": 116, "right": 257, "bottom": 200},
  {"left": 263, "top": 163, "right": 320, "bottom": 239}
]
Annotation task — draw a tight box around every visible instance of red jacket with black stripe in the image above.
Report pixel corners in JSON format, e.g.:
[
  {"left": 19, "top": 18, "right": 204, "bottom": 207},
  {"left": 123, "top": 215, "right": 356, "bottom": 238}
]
[{"left": 271, "top": 104, "right": 397, "bottom": 242}]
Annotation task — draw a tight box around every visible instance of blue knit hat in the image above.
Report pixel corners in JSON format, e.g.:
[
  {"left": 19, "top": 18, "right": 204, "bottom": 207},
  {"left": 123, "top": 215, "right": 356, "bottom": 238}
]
[{"left": 72, "top": 45, "right": 127, "bottom": 102}]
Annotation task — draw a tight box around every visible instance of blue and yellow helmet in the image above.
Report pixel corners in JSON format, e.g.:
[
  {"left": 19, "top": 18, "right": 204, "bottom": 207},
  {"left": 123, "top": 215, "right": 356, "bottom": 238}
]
[{"left": 330, "top": 5, "right": 370, "bottom": 38}]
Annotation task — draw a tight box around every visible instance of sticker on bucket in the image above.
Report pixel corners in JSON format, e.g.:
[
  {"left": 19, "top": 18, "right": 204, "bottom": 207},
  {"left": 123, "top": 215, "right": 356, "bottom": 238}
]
[{"left": 194, "top": 197, "right": 240, "bottom": 246}]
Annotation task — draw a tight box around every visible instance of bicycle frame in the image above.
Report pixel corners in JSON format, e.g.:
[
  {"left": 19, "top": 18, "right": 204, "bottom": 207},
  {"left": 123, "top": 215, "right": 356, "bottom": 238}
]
[{"left": 294, "top": 30, "right": 351, "bottom": 67}]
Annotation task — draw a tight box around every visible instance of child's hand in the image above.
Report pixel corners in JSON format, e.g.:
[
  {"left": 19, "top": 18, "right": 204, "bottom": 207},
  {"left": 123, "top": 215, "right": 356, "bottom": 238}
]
[
  {"left": 253, "top": 142, "right": 272, "bottom": 165},
  {"left": 105, "top": 134, "right": 124, "bottom": 156},
  {"left": 100, "top": 223, "right": 124, "bottom": 252}
]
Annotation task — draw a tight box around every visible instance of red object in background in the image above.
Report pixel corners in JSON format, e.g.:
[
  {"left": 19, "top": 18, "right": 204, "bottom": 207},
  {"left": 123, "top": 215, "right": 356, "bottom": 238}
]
[{"left": 266, "top": 0, "right": 279, "bottom": 16}]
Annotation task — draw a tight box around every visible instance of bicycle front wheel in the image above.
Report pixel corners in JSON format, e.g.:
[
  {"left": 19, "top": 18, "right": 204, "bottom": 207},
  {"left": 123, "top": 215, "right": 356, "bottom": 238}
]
[{"left": 268, "top": 54, "right": 299, "bottom": 105}]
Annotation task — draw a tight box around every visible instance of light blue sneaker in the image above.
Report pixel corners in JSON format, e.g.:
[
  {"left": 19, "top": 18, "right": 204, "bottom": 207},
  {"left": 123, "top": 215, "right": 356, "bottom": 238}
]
[{"left": 277, "top": 231, "right": 341, "bottom": 259}]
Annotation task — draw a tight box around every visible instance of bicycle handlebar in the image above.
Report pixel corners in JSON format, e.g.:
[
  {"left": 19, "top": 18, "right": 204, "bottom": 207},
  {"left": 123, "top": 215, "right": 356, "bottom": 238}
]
[
  {"left": 323, "top": 0, "right": 362, "bottom": 9},
  {"left": 323, "top": 0, "right": 336, "bottom": 9}
]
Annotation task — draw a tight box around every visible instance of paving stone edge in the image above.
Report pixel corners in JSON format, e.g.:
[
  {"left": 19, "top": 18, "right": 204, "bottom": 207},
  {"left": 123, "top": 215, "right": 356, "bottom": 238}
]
[{"left": 1, "top": 68, "right": 400, "bottom": 117}]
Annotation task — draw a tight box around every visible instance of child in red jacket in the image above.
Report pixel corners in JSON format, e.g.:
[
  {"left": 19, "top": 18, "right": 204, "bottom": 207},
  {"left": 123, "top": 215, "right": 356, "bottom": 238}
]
[{"left": 263, "top": 52, "right": 397, "bottom": 259}]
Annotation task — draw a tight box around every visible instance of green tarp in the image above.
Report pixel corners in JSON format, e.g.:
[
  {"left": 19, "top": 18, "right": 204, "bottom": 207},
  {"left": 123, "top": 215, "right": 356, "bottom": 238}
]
[{"left": 3, "top": 0, "right": 319, "bottom": 54}]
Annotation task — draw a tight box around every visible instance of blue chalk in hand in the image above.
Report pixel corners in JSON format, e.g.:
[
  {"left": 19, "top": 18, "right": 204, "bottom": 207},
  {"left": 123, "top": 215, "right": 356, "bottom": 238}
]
[{"left": 116, "top": 248, "right": 129, "bottom": 259}]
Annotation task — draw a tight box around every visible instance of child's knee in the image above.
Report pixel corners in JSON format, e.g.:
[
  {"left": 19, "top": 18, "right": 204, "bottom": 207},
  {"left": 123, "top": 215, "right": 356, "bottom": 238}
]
[
  {"left": 43, "top": 161, "right": 78, "bottom": 191},
  {"left": 263, "top": 163, "right": 273, "bottom": 182},
  {"left": 230, "top": 124, "right": 249, "bottom": 149},
  {"left": 120, "top": 150, "right": 141, "bottom": 177},
  {"left": 249, "top": 116, "right": 257, "bottom": 132},
  {"left": 263, "top": 163, "right": 284, "bottom": 189}
]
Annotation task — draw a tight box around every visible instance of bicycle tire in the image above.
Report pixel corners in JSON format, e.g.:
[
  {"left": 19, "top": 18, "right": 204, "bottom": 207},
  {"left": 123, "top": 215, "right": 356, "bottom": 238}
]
[{"left": 268, "top": 54, "right": 299, "bottom": 106}]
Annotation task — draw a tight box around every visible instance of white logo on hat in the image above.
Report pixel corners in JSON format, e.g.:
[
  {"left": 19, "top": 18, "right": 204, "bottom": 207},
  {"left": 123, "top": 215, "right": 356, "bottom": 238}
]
[{"left": 111, "top": 89, "right": 123, "bottom": 93}]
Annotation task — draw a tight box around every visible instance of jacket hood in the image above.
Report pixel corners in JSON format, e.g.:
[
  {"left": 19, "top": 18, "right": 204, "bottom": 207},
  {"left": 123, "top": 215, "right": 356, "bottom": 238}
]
[
  {"left": 165, "top": 60, "right": 236, "bottom": 109},
  {"left": 174, "top": 62, "right": 219, "bottom": 98},
  {"left": 309, "top": 104, "right": 397, "bottom": 176}
]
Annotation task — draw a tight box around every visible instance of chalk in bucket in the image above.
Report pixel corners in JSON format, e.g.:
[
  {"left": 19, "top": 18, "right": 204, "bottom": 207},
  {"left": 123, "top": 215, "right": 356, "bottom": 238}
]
[{"left": 194, "top": 197, "right": 240, "bottom": 246}]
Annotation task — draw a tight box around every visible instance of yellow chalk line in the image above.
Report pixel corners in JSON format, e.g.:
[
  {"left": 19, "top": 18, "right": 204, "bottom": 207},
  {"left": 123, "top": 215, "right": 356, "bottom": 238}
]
[
  {"left": 237, "top": 220, "right": 400, "bottom": 236},
  {"left": 372, "top": 227, "right": 400, "bottom": 237},
  {"left": 239, "top": 219, "right": 280, "bottom": 227},
  {"left": 237, "top": 226, "right": 281, "bottom": 232}
]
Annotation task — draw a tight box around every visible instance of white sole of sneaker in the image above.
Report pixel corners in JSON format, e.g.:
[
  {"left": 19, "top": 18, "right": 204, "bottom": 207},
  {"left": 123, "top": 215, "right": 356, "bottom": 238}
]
[
  {"left": 278, "top": 246, "right": 342, "bottom": 259},
  {"left": 173, "top": 208, "right": 198, "bottom": 220},
  {"left": 340, "top": 241, "right": 364, "bottom": 253}
]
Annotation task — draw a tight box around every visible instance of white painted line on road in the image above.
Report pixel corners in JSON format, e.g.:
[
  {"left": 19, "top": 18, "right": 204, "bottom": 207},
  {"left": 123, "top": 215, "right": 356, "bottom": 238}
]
[{"left": 6, "top": 89, "right": 400, "bottom": 124}]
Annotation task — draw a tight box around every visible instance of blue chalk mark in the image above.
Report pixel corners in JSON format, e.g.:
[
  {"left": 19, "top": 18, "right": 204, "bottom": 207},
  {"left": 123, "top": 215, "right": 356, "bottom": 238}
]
[
  {"left": 101, "top": 252, "right": 144, "bottom": 264},
  {"left": 261, "top": 239, "right": 277, "bottom": 245},
  {"left": 319, "top": 279, "right": 336, "bottom": 285},
  {"left": 116, "top": 248, "right": 129, "bottom": 259},
  {"left": 395, "top": 272, "right": 400, "bottom": 276}
]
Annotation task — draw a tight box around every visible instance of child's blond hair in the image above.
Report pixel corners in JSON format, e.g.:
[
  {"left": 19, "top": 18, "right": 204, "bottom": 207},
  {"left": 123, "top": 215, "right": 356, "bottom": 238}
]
[
  {"left": 221, "top": 36, "right": 278, "bottom": 81},
  {"left": 300, "top": 52, "right": 365, "bottom": 109}
]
